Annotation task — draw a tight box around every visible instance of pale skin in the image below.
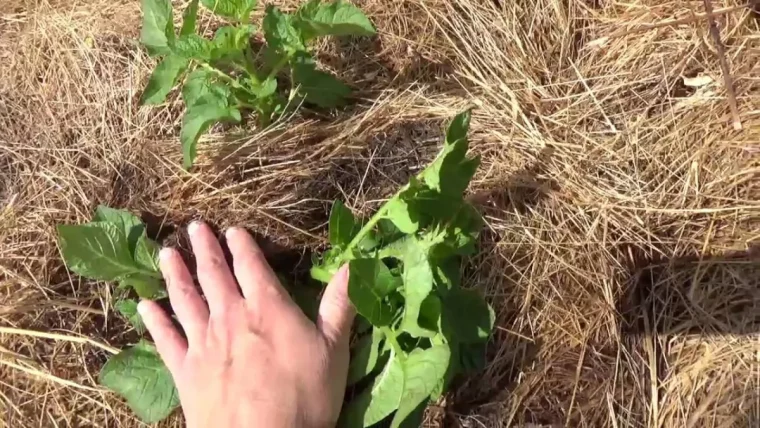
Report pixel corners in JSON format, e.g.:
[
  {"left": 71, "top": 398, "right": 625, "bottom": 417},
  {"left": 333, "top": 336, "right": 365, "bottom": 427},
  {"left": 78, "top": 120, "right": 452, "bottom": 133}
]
[{"left": 137, "top": 221, "right": 354, "bottom": 428}]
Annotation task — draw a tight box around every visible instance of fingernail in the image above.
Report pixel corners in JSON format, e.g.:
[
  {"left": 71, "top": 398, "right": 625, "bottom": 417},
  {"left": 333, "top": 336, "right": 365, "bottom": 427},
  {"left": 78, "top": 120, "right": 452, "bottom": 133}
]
[
  {"left": 137, "top": 300, "right": 150, "bottom": 316},
  {"left": 339, "top": 264, "right": 350, "bottom": 279},
  {"left": 225, "top": 226, "right": 240, "bottom": 239},
  {"left": 159, "top": 247, "right": 173, "bottom": 261},
  {"left": 187, "top": 221, "right": 201, "bottom": 236}
]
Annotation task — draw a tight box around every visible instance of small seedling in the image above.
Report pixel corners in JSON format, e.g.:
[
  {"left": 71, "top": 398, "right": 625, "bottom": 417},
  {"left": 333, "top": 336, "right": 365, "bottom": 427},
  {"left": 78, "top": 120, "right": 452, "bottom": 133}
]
[
  {"left": 57, "top": 111, "right": 493, "bottom": 425},
  {"left": 139, "top": 0, "right": 376, "bottom": 168}
]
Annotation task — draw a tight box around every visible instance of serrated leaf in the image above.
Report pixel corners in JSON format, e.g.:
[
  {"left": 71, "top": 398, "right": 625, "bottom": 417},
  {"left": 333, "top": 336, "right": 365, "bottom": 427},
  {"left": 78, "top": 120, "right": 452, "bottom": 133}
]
[
  {"left": 329, "top": 200, "right": 358, "bottom": 249},
  {"left": 58, "top": 223, "right": 146, "bottom": 282},
  {"left": 348, "top": 258, "right": 400, "bottom": 326},
  {"left": 180, "top": 0, "right": 200, "bottom": 36},
  {"left": 174, "top": 34, "right": 215, "bottom": 61},
  {"left": 201, "top": 0, "right": 257, "bottom": 21},
  {"left": 390, "top": 345, "right": 451, "bottom": 428},
  {"left": 347, "top": 327, "right": 385, "bottom": 386},
  {"left": 182, "top": 68, "right": 231, "bottom": 107},
  {"left": 441, "top": 288, "right": 494, "bottom": 343},
  {"left": 263, "top": 5, "right": 305, "bottom": 54},
  {"left": 339, "top": 350, "right": 405, "bottom": 427},
  {"left": 115, "top": 299, "right": 146, "bottom": 334},
  {"left": 297, "top": 0, "right": 376, "bottom": 40},
  {"left": 140, "top": 55, "right": 188, "bottom": 105},
  {"left": 140, "top": 0, "right": 175, "bottom": 56},
  {"left": 291, "top": 53, "right": 350, "bottom": 108},
  {"left": 99, "top": 341, "right": 179, "bottom": 423},
  {"left": 180, "top": 97, "right": 241, "bottom": 168}
]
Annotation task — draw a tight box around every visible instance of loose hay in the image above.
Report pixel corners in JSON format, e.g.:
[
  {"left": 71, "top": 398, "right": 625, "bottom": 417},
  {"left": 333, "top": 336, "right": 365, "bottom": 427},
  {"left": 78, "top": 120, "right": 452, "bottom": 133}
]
[{"left": 1, "top": 0, "right": 759, "bottom": 427}]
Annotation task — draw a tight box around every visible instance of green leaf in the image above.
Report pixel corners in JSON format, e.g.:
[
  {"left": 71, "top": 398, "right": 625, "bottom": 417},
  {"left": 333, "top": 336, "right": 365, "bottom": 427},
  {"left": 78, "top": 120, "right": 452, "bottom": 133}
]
[
  {"left": 140, "top": 55, "right": 189, "bottom": 105},
  {"left": 339, "top": 350, "right": 405, "bottom": 427},
  {"left": 251, "top": 76, "right": 278, "bottom": 98},
  {"left": 134, "top": 234, "right": 160, "bottom": 273},
  {"left": 93, "top": 206, "right": 144, "bottom": 250},
  {"left": 140, "top": 0, "right": 175, "bottom": 56},
  {"left": 99, "top": 341, "right": 179, "bottom": 423},
  {"left": 441, "top": 288, "right": 494, "bottom": 343},
  {"left": 180, "top": 97, "right": 241, "bottom": 168},
  {"left": 201, "top": 0, "right": 257, "bottom": 21},
  {"left": 263, "top": 5, "right": 306, "bottom": 54},
  {"left": 347, "top": 327, "right": 385, "bottom": 386},
  {"left": 174, "top": 34, "right": 215, "bottom": 61},
  {"left": 120, "top": 274, "right": 166, "bottom": 300},
  {"left": 399, "top": 237, "right": 436, "bottom": 337},
  {"left": 182, "top": 68, "right": 231, "bottom": 107},
  {"left": 348, "top": 258, "right": 400, "bottom": 326},
  {"left": 58, "top": 223, "right": 146, "bottom": 282},
  {"left": 212, "top": 24, "right": 255, "bottom": 60},
  {"left": 421, "top": 110, "right": 479, "bottom": 197},
  {"left": 381, "top": 179, "right": 433, "bottom": 235},
  {"left": 394, "top": 400, "right": 427, "bottom": 428},
  {"left": 329, "top": 200, "right": 358, "bottom": 249},
  {"left": 446, "top": 109, "right": 471, "bottom": 145},
  {"left": 391, "top": 345, "right": 451, "bottom": 428},
  {"left": 296, "top": 0, "right": 376, "bottom": 40},
  {"left": 115, "top": 299, "right": 146, "bottom": 334},
  {"left": 291, "top": 52, "right": 350, "bottom": 108},
  {"left": 180, "top": 0, "right": 200, "bottom": 36}
]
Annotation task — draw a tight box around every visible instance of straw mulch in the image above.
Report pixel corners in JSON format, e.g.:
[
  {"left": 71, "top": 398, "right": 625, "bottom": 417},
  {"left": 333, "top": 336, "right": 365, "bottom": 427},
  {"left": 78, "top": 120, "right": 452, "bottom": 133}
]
[{"left": 1, "top": 0, "right": 758, "bottom": 426}]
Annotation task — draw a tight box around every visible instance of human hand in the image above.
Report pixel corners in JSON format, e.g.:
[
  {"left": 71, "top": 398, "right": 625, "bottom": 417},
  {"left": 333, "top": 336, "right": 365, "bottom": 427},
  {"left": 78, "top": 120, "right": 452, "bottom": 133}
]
[{"left": 137, "top": 222, "right": 354, "bottom": 428}]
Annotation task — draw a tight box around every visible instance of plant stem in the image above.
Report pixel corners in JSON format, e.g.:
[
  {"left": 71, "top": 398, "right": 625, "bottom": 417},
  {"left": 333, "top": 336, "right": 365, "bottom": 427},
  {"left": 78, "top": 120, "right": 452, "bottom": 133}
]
[
  {"left": 267, "top": 54, "right": 291, "bottom": 81},
  {"left": 380, "top": 326, "right": 405, "bottom": 360},
  {"left": 199, "top": 63, "right": 249, "bottom": 91}
]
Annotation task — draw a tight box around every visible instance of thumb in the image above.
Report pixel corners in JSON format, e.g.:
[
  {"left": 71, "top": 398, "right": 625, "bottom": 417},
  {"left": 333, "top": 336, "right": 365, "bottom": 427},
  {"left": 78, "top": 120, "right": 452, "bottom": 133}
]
[{"left": 317, "top": 264, "right": 355, "bottom": 347}]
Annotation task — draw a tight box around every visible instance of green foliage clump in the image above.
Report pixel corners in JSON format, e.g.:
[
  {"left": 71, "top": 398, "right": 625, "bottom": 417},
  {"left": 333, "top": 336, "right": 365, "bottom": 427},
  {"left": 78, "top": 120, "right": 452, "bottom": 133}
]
[
  {"left": 57, "top": 206, "right": 177, "bottom": 422},
  {"left": 312, "top": 110, "right": 494, "bottom": 427},
  {"left": 57, "top": 111, "right": 492, "bottom": 425},
  {"left": 140, "top": 0, "right": 376, "bottom": 168}
]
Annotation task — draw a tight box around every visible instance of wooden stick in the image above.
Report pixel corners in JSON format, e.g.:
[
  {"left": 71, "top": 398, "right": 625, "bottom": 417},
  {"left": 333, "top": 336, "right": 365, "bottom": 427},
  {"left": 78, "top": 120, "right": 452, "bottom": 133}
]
[{"left": 702, "top": 0, "right": 742, "bottom": 130}]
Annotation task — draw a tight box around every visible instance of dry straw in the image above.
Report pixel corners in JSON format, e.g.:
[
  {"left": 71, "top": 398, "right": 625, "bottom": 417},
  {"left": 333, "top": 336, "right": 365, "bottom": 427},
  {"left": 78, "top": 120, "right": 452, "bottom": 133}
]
[{"left": 1, "top": 0, "right": 758, "bottom": 426}]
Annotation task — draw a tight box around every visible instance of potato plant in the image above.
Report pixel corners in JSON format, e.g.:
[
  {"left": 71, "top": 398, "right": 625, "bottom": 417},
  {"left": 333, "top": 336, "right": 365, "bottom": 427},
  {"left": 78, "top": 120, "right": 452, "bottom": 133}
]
[
  {"left": 314, "top": 110, "right": 494, "bottom": 427},
  {"left": 140, "top": 0, "right": 376, "bottom": 168},
  {"left": 57, "top": 111, "right": 493, "bottom": 425}
]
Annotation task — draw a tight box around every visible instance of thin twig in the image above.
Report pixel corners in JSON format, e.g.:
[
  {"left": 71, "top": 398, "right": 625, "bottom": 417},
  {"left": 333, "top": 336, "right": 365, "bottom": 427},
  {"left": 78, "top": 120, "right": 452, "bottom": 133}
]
[
  {"left": 702, "top": 0, "right": 742, "bottom": 130},
  {"left": 0, "top": 326, "right": 120, "bottom": 355}
]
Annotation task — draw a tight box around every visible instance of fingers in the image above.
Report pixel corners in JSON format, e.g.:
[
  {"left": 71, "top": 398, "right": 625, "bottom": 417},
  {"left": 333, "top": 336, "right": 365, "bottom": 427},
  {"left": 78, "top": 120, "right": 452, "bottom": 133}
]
[
  {"left": 160, "top": 248, "right": 209, "bottom": 345},
  {"left": 225, "top": 227, "right": 286, "bottom": 301},
  {"left": 317, "top": 265, "right": 355, "bottom": 347},
  {"left": 188, "top": 221, "right": 242, "bottom": 314},
  {"left": 138, "top": 300, "right": 187, "bottom": 374}
]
